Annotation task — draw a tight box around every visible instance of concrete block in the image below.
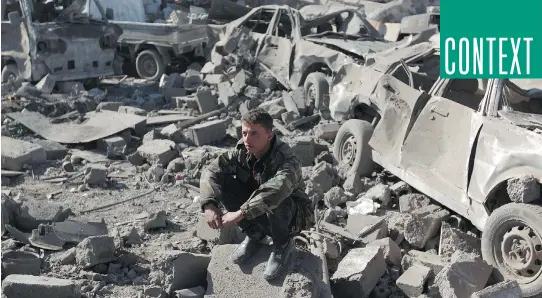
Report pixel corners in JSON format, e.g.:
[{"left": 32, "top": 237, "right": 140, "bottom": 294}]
[
  {"left": 1, "top": 136, "right": 47, "bottom": 171},
  {"left": 150, "top": 251, "right": 210, "bottom": 294},
  {"left": 227, "top": 120, "right": 242, "bottom": 139},
  {"left": 435, "top": 251, "right": 492, "bottom": 298},
  {"left": 281, "top": 111, "right": 299, "bottom": 125},
  {"left": 175, "top": 96, "right": 199, "bottom": 110},
  {"left": 35, "top": 74, "right": 56, "bottom": 94},
  {"left": 232, "top": 70, "right": 252, "bottom": 94},
  {"left": 361, "top": 184, "right": 391, "bottom": 207},
  {"left": 314, "top": 122, "right": 340, "bottom": 141},
  {"left": 257, "top": 72, "right": 277, "bottom": 90},
  {"left": 217, "top": 82, "right": 237, "bottom": 107},
  {"left": 367, "top": 237, "right": 401, "bottom": 266},
  {"left": 310, "top": 161, "right": 336, "bottom": 192},
  {"left": 331, "top": 246, "right": 386, "bottom": 298},
  {"left": 347, "top": 214, "right": 388, "bottom": 244},
  {"left": 470, "top": 280, "right": 521, "bottom": 298},
  {"left": 402, "top": 205, "right": 449, "bottom": 249},
  {"left": 98, "top": 135, "right": 127, "bottom": 158},
  {"left": 164, "top": 88, "right": 187, "bottom": 103},
  {"left": 507, "top": 174, "right": 540, "bottom": 203},
  {"left": 204, "top": 74, "right": 228, "bottom": 85},
  {"left": 324, "top": 186, "right": 347, "bottom": 208},
  {"left": 137, "top": 139, "right": 178, "bottom": 166},
  {"left": 195, "top": 90, "right": 218, "bottom": 114},
  {"left": 285, "top": 136, "right": 315, "bottom": 167},
  {"left": 2, "top": 274, "right": 80, "bottom": 298},
  {"left": 258, "top": 98, "right": 282, "bottom": 113},
  {"left": 281, "top": 91, "right": 300, "bottom": 115},
  {"left": 290, "top": 88, "right": 306, "bottom": 115},
  {"left": 118, "top": 106, "right": 148, "bottom": 116},
  {"left": 267, "top": 105, "right": 287, "bottom": 119},
  {"left": 29, "top": 139, "right": 68, "bottom": 160},
  {"left": 185, "top": 118, "right": 229, "bottom": 146},
  {"left": 200, "top": 62, "right": 223, "bottom": 74},
  {"left": 161, "top": 124, "right": 185, "bottom": 143},
  {"left": 206, "top": 244, "right": 328, "bottom": 298},
  {"left": 396, "top": 264, "right": 431, "bottom": 297},
  {"left": 439, "top": 222, "right": 481, "bottom": 261},
  {"left": 84, "top": 164, "right": 107, "bottom": 185},
  {"left": 399, "top": 193, "right": 431, "bottom": 213},
  {"left": 160, "top": 73, "right": 183, "bottom": 91},
  {"left": 195, "top": 214, "right": 244, "bottom": 244},
  {"left": 401, "top": 250, "right": 448, "bottom": 279},
  {"left": 14, "top": 200, "right": 72, "bottom": 232},
  {"left": 76, "top": 235, "right": 116, "bottom": 268},
  {"left": 96, "top": 101, "right": 123, "bottom": 112}
]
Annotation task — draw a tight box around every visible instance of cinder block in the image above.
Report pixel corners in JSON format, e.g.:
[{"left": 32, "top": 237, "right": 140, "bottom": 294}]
[
  {"left": 2, "top": 275, "right": 80, "bottom": 298},
  {"left": 396, "top": 264, "right": 431, "bottom": 297},
  {"left": 285, "top": 136, "right": 315, "bottom": 167},
  {"left": 185, "top": 118, "right": 230, "bottom": 146},
  {"left": 1, "top": 136, "right": 46, "bottom": 171},
  {"left": 217, "top": 82, "right": 237, "bottom": 107},
  {"left": 195, "top": 90, "right": 218, "bottom": 114},
  {"left": 29, "top": 139, "right": 68, "bottom": 160}
]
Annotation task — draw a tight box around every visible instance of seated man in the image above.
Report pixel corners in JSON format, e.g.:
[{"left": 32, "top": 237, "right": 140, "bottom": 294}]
[{"left": 199, "top": 109, "right": 312, "bottom": 281}]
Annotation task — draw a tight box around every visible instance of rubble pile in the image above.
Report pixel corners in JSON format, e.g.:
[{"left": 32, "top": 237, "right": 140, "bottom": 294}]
[{"left": 2, "top": 0, "right": 541, "bottom": 297}]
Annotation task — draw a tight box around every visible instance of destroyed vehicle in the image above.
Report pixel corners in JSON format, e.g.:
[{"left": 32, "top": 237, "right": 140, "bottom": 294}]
[
  {"left": 330, "top": 42, "right": 542, "bottom": 296},
  {"left": 1, "top": 0, "right": 123, "bottom": 84},
  {"left": 88, "top": 0, "right": 208, "bottom": 80},
  {"left": 209, "top": 2, "right": 407, "bottom": 116}
]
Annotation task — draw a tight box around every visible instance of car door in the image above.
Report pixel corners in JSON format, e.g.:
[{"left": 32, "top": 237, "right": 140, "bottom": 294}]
[
  {"left": 400, "top": 78, "right": 486, "bottom": 205},
  {"left": 255, "top": 8, "right": 294, "bottom": 88}
]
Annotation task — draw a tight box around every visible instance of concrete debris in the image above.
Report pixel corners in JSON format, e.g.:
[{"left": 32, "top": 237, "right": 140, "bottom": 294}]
[
  {"left": 507, "top": 175, "right": 540, "bottom": 203},
  {"left": 346, "top": 214, "right": 388, "bottom": 243},
  {"left": 434, "top": 251, "right": 492, "bottom": 298},
  {"left": 401, "top": 250, "right": 448, "bottom": 279},
  {"left": 367, "top": 237, "right": 402, "bottom": 266},
  {"left": 76, "top": 235, "right": 116, "bottom": 268},
  {"left": 1, "top": 136, "right": 47, "bottom": 171},
  {"left": 439, "top": 222, "right": 481, "bottom": 261},
  {"left": 331, "top": 246, "right": 386, "bottom": 298},
  {"left": 144, "top": 211, "right": 168, "bottom": 231},
  {"left": 399, "top": 193, "right": 431, "bottom": 213},
  {"left": 396, "top": 264, "right": 432, "bottom": 297},
  {"left": 84, "top": 164, "right": 108, "bottom": 185},
  {"left": 137, "top": 139, "right": 178, "bottom": 166},
  {"left": 15, "top": 199, "right": 73, "bottom": 232},
  {"left": 2, "top": 275, "right": 80, "bottom": 298},
  {"left": 471, "top": 280, "right": 522, "bottom": 298},
  {"left": 195, "top": 214, "right": 244, "bottom": 244},
  {"left": 324, "top": 186, "right": 348, "bottom": 208},
  {"left": 29, "top": 139, "right": 68, "bottom": 161},
  {"left": 185, "top": 118, "right": 230, "bottom": 146},
  {"left": 149, "top": 251, "right": 210, "bottom": 294},
  {"left": 175, "top": 286, "right": 205, "bottom": 298}
]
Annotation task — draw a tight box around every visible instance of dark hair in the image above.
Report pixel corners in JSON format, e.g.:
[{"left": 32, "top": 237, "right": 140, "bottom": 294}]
[{"left": 241, "top": 109, "right": 273, "bottom": 131}]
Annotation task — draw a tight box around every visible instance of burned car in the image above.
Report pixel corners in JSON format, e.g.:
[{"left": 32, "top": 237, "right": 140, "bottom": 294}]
[
  {"left": 208, "top": 2, "right": 412, "bottom": 115},
  {"left": 331, "top": 41, "right": 542, "bottom": 296},
  {"left": 1, "top": 0, "right": 122, "bottom": 84}
]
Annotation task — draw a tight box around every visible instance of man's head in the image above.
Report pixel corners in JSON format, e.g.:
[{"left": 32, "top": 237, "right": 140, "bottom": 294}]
[{"left": 241, "top": 109, "right": 274, "bottom": 157}]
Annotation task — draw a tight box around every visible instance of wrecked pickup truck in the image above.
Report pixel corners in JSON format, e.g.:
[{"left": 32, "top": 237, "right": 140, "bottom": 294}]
[
  {"left": 331, "top": 41, "right": 542, "bottom": 296},
  {"left": 1, "top": 0, "right": 123, "bottom": 84},
  {"left": 208, "top": 2, "right": 407, "bottom": 116}
]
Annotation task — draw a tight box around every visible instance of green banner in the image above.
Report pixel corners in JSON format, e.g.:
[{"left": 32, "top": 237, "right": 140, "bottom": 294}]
[{"left": 440, "top": 0, "right": 542, "bottom": 78}]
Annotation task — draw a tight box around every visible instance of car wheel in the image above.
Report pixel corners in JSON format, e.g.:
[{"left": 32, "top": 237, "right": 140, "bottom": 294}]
[
  {"left": 482, "top": 203, "right": 542, "bottom": 297},
  {"left": 136, "top": 49, "right": 165, "bottom": 81},
  {"left": 303, "top": 72, "right": 329, "bottom": 116},
  {"left": 333, "top": 119, "right": 374, "bottom": 177},
  {"left": 1, "top": 64, "right": 19, "bottom": 83}
]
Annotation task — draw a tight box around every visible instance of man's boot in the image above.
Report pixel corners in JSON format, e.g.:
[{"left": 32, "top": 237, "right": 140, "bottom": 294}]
[
  {"left": 263, "top": 238, "right": 294, "bottom": 281},
  {"left": 231, "top": 235, "right": 262, "bottom": 264}
]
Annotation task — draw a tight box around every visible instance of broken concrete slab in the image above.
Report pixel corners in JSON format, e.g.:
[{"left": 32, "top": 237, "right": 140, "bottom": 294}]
[
  {"left": 185, "top": 118, "right": 230, "bottom": 146},
  {"left": 396, "top": 264, "right": 431, "bottom": 297},
  {"left": 401, "top": 250, "right": 448, "bottom": 279},
  {"left": 206, "top": 244, "right": 329, "bottom": 298},
  {"left": 367, "top": 237, "right": 401, "bottom": 266},
  {"left": 471, "top": 280, "right": 522, "bottom": 298},
  {"left": 2, "top": 274, "right": 80, "bottom": 298},
  {"left": 118, "top": 106, "right": 148, "bottom": 116},
  {"left": 196, "top": 214, "right": 243, "bottom": 244},
  {"left": 28, "top": 139, "right": 68, "bottom": 160},
  {"left": 195, "top": 90, "right": 219, "bottom": 114},
  {"left": 507, "top": 175, "right": 540, "bottom": 203},
  {"left": 399, "top": 193, "right": 431, "bottom": 213},
  {"left": 14, "top": 200, "right": 73, "bottom": 232},
  {"left": 1, "top": 136, "right": 47, "bottom": 171},
  {"left": 435, "top": 251, "right": 492, "bottom": 298},
  {"left": 149, "top": 251, "right": 210, "bottom": 294},
  {"left": 8, "top": 111, "right": 146, "bottom": 144},
  {"left": 76, "top": 235, "right": 116, "bottom": 268},
  {"left": 137, "top": 139, "right": 178, "bottom": 166},
  {"left": 331, "top": 246, "right": 386, "bottom": 298},
  {"left": 439, "top": 222, "right": 481, "bottom": 261}
]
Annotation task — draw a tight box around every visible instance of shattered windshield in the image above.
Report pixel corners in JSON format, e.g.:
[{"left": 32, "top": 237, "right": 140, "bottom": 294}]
[
  {"left": 300, "top": 10, "right": 383, "bottom": 40},
  {"left": 54, "top": 0, "right": 103, "bottom": 23},
  {"left": 502, "top": 81, "right": 542, "bottom": 116}
]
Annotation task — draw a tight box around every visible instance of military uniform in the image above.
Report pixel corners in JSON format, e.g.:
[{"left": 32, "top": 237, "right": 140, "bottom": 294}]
[{"left": 199, "top": 136, "right": 313, "bottom": 246}]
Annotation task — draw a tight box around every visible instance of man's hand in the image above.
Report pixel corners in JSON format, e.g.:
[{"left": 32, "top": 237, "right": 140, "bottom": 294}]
[
  {"left": 221, "top": 210, "right": 244, "bottom": 228},
  {"left": 204, "top": 204, "right": 223, "bottom": 229}
]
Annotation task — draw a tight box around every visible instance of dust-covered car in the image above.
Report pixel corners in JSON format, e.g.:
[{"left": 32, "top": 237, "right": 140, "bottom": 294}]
[
  {"left": 330, "top": 41, "right": 542, "bottom": 296},
  {"left": 207, "top": 1, "right": 417, "bottom": 116}
]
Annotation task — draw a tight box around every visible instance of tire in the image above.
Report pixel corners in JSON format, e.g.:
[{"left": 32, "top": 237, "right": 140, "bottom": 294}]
[
  {"left": 481, "top": 203, "right": 542, "bottom": 297},
  {"left": 303, "top": 72, "right": 329, "bottom": 116},
  {"left": 135, "top": 49, "right": 165, "bottom": 81},
  {"left": 333, "top": 119, "right": 374, "bottom": 177},
  {"left": 1, "top": 64, "right": 18, "bottom": 83}
]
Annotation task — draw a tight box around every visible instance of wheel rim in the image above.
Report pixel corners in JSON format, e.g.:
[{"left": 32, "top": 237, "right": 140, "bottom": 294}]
[
  {"left": 140, "top": 55, "right": 158, "bottom": 77},
  {"left": 304, "top": 83, "right": 316, "bottom": 114},
  {"left": 494, "top": 219, "right": 542, "bottom": 283},
  {"left": 339, "top": 134, "right": 357, "bottom": 167}
]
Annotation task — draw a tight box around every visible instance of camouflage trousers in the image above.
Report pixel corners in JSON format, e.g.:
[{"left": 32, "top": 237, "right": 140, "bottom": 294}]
[{"left": 220, "top": 176, "right": 297, "bottom": 247}]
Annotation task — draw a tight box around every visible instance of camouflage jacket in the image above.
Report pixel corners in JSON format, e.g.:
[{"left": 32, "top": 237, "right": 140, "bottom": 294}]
[{"left": 199, "top": 136, "right": 308, "bottom": 221}]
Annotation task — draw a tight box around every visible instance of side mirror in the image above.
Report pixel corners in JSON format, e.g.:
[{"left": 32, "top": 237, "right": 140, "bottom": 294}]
[
  {"left": 105, "top": 8, "right": 114, "bottom": 20},
  {"left": 8, "top": 11, "right": 22, "bottom": 26}
]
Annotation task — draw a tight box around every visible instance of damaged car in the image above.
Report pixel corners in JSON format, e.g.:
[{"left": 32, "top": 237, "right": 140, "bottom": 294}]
[
  {"left": 208, "top": 1, "right": 415, "bottom": 115},
  {"left": 331, "top": 40, "right": 542, "bottom": 296},
  {"left": 1, "top": 0, "right": 122, "bottom": 84}
]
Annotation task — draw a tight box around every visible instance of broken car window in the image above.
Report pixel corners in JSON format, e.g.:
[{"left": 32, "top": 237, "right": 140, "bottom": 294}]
[
  {"left": 501, "top": 81, "right": 542, "bottom": 115},
  {"left": 442, "top": 79, "right": 485, "bottom": 111},
  {"left": 273, "top": 9, "right": 293, "bottom": 38},
  {"left": 241, "top": 9, "right": 275, "bottom": 34}
]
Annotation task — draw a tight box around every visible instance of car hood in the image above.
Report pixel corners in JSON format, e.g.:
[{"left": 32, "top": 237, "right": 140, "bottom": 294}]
[{"left": 303, "top": 37, "right": 398, "bottom": 58}]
